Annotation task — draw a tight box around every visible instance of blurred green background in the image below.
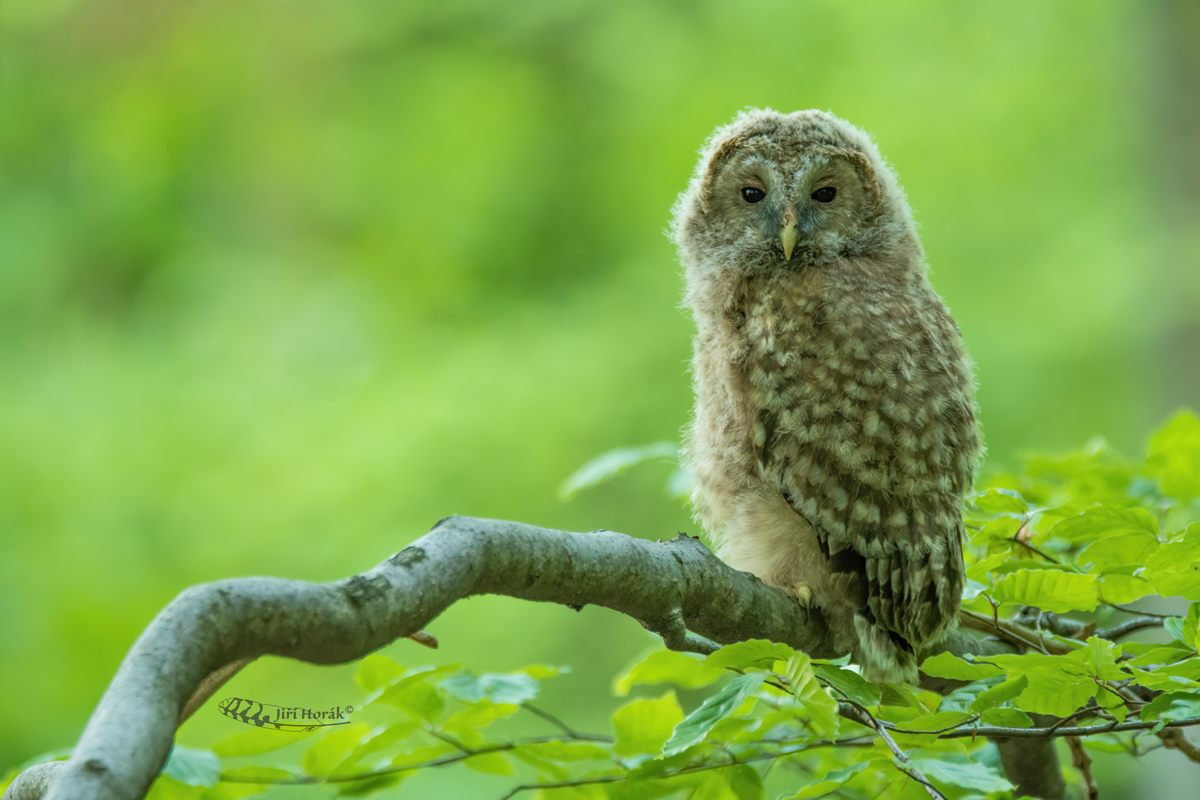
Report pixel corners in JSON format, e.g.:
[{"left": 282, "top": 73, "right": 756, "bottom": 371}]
[{"left": 2, "top": 0, "right": 1198, "bottom": 796}]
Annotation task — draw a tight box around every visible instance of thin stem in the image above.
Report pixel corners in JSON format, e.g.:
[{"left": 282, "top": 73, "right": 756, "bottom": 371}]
[
  {"left": 1097, "top": 616, "right": 1164, "bottom": 640},
  {"left": 495, "top": 739, "right": 861, "bottom": 800},
  {"left": 888, "top": 716, "right": 981, "bottom": 736},
  {"left": 958, "top": 609, "right": 1073, "bottom": 655},
  {"left": 1108, "top": 603, "right": 1171, "bottom": 619},
  {"left": 1067, "top": 737, "right": 1099, "bottom": 800},
  {"left": 219, "top": 735, "right": 577, "bottom": 785},
  {"left": 1009, "top": 535, "right": 1061, "bottom": 565},
  {"left": 840, "top": 702, "right": 947, "bottom": 800},
  {"left": 936, "top": 714, "right": 1200, "bottom": 739},
  {"left": 522, "top": 704, "right": 609, "bottom": 742}
]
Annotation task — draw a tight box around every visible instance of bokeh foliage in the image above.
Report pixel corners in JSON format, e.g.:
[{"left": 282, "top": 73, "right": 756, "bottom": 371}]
[{"left": 1, "top": 1, "right": 1197, "bottom": 798}]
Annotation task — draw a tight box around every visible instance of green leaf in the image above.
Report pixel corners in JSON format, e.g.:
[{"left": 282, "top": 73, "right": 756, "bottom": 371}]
[
  {"left": 909, "top": 759, "right": 1013, "bottom": 793},
  {"left": 1125, "top": 641, "right": 1195, "bottom": 667},
  {"left": 1077, "top": 637, "right": 1125, "bottom": 679},
  {"left": 161, "top": 747, "right": 220, "bottom": 788},
  {"left": 342, "top": 723, "right": 420, "bottom": 766},
  {"left": 1145, "top": 524, "right": 1200, "bottom": 600},
  {"left": 559, "top": 442, "right": 678, "bottom": 499},
  {"left": 991, "top": 569, "right": 1098, "bottom": 613},
  {"left": 971, "top": 674, "right": 1028, "bottom": 712},
  {"left": 1097, "top": 573, "right": 1155, "bottom": 604},
  {"left": 726, "top": 763, "right": 765, "bottom": 800},
  {"left": 390, "top": 744, "right": 456, "bottom": 769},
  {"left": 143, "top": 775, "right": 205, "bottom": 800},
  {"left": 371, "top": 664, "right": 460, "bottom": 707},
  {"left": 968, "top": 517, "right": 1021, "bottom": 546},
  {"left": 613, "top": 692, "right": 686, "bottom": 756},
  {"left": 974, "top": 489, "right": 1028, "bottom": 515},
  {"left": 663, "top": 674, "right": 766, "bottom": 755},
  {"left": 441, "top": 700, "right": 519, "bottom": 733},
  {"left": 1128, "top": 667, "right": 1200, "bottom": 692},
  {"left": 939, "top": 676, "right": 1006, "bottom": 714},
  {"left": 507, "top": 748, "right": 570, "bottom": 781},
  {"left": 782, "top": 763, "right": 870, "bottom": 800},
  {"left": 1141, "top": 691, "right": 1200, "bottom": 721},
  {"left": 703, "top": 640, "right": 794, "bottom": 672},
  {"left": 356, "top": 654, "right": 405, "bottom": 694},
  {"left": 966, "top": 552, "right": 1010, "bottom": 581},
  {"left": 1077, "top": 533, "right": 1159, "bottom": 573},
  {"left": 1163, "top": 603, "right": 1200, "bottom": 648},
  {"left": 517, "top": 664, "right": 570, "bottom": 680},
  {"left": 440, "top": 671, "right": 539, "bottom": 704},
  {"left": 387, "top": 681, "right": 443, "bottom": 722},
  {"left": 218, "top": 766, "right": 296, "bottom": 784},
  {"left": 1042, "top": 505, "right": 1158, "bottom": 545},
  {"left": 514, "top": 741, "right": 610, "bottom": 762},
  {"left": 896, "top": 711, "right": 973, "bottom": 732},
  {"left": 336, "top": 772, "right": 405, "bottom": 797},
  {"left": 1145, "top": 411, "right": 1200, "bottom": 501},
  {"left": 302, "top": 725, "right": 372, "bottom": 776},
  {"left": 212, "top": 726, "right": 317, "bottom": 757},
  {"left": 464, "top": 751, "right": 514, "bottom": 775},
  {"left": 919, "top": 653, "right": 1004, "bottom": 682},
  {"left": 879, "top": 682, "right": 932, "bottom": 711},
  {"left": 1096, "top": 683, "right": 1128, "bottom": 722},
  {"left": 980, "top": 708, "right": 1033, "bottom": 728},
  {"left": 613, "top": 649, "right": 722, "bottom": 696},
  {"left": 815, "top": 664, "right": 881, "bottom": 707},
  {"left": 787, "top": 655, "right": 839, "bottom": 736},
  {"left": 985, "top": 653, "right": 1095, "bottom": 716}
]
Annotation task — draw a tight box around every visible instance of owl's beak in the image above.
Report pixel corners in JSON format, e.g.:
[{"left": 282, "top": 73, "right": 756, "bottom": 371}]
[{"left": 780, "top": 206, "right": 799, "bottom": 261}]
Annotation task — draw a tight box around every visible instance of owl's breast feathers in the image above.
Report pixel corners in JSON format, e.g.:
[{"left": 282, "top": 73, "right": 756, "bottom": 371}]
[{"left": 743, "top": 266, "right": 980, "bottom": 648}]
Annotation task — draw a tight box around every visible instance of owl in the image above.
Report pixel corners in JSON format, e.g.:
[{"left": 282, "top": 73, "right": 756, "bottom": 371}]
[{"left": 673, "top": 109, "right": 982, "bottom": 683}]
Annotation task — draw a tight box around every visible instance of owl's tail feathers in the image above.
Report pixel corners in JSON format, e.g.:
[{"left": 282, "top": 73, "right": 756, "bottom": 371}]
[{"left": 852, "top": 615, "right": 919, "bottom": 685}]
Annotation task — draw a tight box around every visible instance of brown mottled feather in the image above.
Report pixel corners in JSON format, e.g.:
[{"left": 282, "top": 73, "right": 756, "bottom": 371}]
[{"left": 675, "top": 109, "right": 981, "bottom": 682}]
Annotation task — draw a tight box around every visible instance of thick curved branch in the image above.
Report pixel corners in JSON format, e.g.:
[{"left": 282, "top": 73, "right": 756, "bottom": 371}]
[
  {"left": 23, "top": 517, "right": 840, "bottom": 800},
  {"left": 9, "top": 516, "right": 1081, "bottom": 800}
]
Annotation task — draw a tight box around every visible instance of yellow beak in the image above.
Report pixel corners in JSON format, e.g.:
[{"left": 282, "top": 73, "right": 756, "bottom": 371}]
[{"left": 781, "top": 207, "right": 799, "bottom": 261}]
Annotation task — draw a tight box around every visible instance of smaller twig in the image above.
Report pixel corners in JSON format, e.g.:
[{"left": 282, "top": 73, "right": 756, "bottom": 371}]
[
  {"left": 1009, "top": 536, "right": 1060, "bottom": 564},
  {"left": 1045, "top": 704, "right": 1102, "bottom": 733},
  {"left": 219, "top": 735, "right": 579, "bottom": 785},
  {"left": 958, "top": 609, "right": 1073, "bottom": 655},
  {"left": 497, "top": 739, "right": 853, "bottom": 800},
  {"left": 840, "top": 702, "right": 947, "bottom": 800},
  {"left": 1096, "top": 617, "right": 1164, "bottom": 641},
  {"left": 937, "top": 715, "right": 1200, "bottom": 739},
  {"left": 1159, "top": 728, "right": 1200, "bottom": 764},
  {"left": 1067, "top": 736, "right": 1099, "bottom": 799},
  {"left": 522, "top": 705, "right": 609, "bottom": 742},
  {"left": 425, "top": 728, "right": 471, "bottom": 753},
  {"left": 1108, "top": 603, "right": 1170, "bottom": 619},
  {"left": 888, "top": 715, "right": 981, "bottom": 736}
]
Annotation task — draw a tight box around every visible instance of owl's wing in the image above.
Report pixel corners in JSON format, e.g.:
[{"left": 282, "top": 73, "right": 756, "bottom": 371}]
[{"left": 756, "top": 407, "right": 967, "bottom": 650}]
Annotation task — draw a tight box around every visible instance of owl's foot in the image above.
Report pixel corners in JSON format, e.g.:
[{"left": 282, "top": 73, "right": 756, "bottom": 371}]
[{"left": 793, "top": 584, "right": 813, "bottom": 609}]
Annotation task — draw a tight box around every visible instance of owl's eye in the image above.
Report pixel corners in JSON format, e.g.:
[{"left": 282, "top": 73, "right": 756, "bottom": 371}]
[
  {"left": 741, "top": 187, "right": 766, "bottom": 204},
  {"left": 811, "top": 186, "right": 837, "bottom": 203}
]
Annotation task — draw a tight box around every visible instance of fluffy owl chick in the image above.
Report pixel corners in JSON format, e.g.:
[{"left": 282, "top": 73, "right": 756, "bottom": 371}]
[{"left": 674, "top": 109, "right": 982, "bottom": 683}]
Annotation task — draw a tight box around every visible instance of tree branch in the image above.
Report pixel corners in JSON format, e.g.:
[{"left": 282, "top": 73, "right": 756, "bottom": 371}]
[
  {"left": 17, "top": 517, "right": 839, "bottom": 800},
  {"left": 7, "top": 516, "right": 1097, "bottom": 800}
]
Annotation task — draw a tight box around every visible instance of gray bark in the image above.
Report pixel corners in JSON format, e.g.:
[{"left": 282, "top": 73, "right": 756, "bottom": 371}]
[{"left": 4, "top": 516, "right": 1059, "bottom": 800}]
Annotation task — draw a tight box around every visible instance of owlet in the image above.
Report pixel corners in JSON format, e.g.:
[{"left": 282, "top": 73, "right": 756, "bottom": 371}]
[{"left": 673, "top": 109, "right": 982, "bottom": 683}]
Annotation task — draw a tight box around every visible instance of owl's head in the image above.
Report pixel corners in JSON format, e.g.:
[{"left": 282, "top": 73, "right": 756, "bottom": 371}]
[{"left": 674, "top": 109, "right": 918, "bottom": 273}]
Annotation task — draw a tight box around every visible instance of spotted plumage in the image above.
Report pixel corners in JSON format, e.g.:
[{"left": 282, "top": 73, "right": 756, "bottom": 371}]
[{"left": 674, "top": 109, "right": 982, "bottom": 682}]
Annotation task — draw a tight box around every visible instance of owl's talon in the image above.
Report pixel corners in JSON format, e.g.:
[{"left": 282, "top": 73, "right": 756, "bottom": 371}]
[{"left": 793, "top": 584, "right": 813, "bottom": 608}]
